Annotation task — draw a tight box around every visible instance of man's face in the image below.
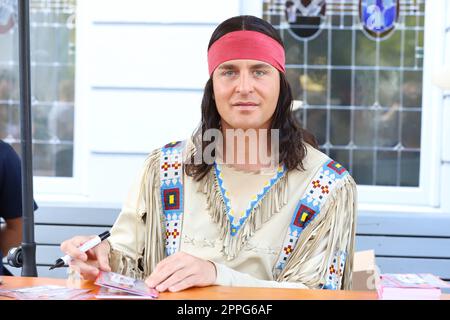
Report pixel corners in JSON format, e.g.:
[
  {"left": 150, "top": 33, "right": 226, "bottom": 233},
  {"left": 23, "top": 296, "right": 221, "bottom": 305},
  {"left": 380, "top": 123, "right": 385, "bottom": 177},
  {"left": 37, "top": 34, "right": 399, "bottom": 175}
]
[{"left": 212, "top": 59, "right": 280, "bottom": 131}]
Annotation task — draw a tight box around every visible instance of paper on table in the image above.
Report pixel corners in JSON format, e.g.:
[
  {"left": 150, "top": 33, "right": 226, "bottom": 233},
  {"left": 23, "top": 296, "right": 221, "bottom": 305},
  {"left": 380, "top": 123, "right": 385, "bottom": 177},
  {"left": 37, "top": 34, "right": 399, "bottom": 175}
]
[
  {"left": 0, "top": 285, "right": 93, "bottom": 300},
  {"left": 377, "top": 274, "right": 450, "bottom": 300},
  {"left": 95, "top": 286, "right": 157, "bottom": 300},
  {"left": 380, "top": 274, "right": 450, "bottom": 289},
  {"left": 95, "top": 271, "right": 159, "bottom": 299}
]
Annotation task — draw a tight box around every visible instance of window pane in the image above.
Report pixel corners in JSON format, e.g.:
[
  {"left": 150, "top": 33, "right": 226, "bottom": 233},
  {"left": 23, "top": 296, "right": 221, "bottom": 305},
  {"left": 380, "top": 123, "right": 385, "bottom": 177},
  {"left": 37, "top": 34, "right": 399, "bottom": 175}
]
[
  {"left": 330, "top": 110, "right": 350, "bottom": 146},
  {"left": 403, "top": 30, "right": 418, "bottom": 67},
  {"left": 33, "top": 143, "right": 54, "bottom": 176},
  {"left": 286, "top": 68, "right": 303, "bottom": 101},
  {"left": 355, "top": 71, "right": 376, "bottom": 106},
  {"left": 354, "top": 110, "right": 376, "bottom": 147},
  {"left": 403, "top": 71, "right": 422, "bottom": 108},
  {"left": 377, "top": 108, "right": 399, "bottom": 147},
  {"left": 287, "top": 68, "right": 328, "bottom": 105},
  {"left": 401, "top": 111, "right": 421, "bottom": 149},
  {"left": 379, "top": 31, "right": 401, "bottom": 67},
  {"left": 0, "top": 0, "right": 76, "bottom": 177},
  {"left": 376, "top": 151, "right": 398, "bottom": 186},
  {"left": 33, "top": 104, "right": 53, "bottom": 140},
  {"left": 303, "top": 69, "right": 327, "bottom": 106},
  {"left": 355, "top": 30, "right": 376, "bottom": 66},
  {"left": 55, "top": 144, "right": 74, "bottom": 177},
  {"left": 400, "top": 151, "right": 420, "bottom": 186},
  {"left": 379, "top": 71, "right": 401, "bottom": 109},
  {"left": 307, "top": 29, "right": 327, "bottom": 65},
  {"left": 305, "top": 108, "right": 327, "bottom": 145},
  {"left": 331, "top": 30, "right": 351, "bottom": 66},
  {"left": 353, "top": 150, "right": 374, "bottom": 185},
  {"left": 283, "top": 30, "right": 305, "bottom": 65},
  {"left": 0, "top": 103, "right": 19, "bottom": 138},
  {"left": 330, "top": 70, "right": 351, "bottom": 106}
]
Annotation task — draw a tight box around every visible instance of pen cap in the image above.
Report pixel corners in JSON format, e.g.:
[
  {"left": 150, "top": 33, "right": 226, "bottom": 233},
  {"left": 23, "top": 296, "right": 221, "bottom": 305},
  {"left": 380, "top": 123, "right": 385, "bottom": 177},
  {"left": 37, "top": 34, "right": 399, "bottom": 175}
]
[{"left": 99, "top": 231, "right": 111, "bottom": 241}]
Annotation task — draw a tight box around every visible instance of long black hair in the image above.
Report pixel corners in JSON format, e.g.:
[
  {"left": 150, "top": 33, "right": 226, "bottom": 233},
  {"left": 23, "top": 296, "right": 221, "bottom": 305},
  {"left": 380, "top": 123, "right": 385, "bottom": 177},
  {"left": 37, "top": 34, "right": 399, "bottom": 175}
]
[{"left": 185, "top": 15, "right": 318, "bottom": 181}]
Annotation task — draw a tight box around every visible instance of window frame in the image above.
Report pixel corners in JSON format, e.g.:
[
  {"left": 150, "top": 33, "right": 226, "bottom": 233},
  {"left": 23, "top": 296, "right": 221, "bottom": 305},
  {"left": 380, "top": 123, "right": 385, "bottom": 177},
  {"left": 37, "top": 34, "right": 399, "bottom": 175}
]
[
  {"left": 356, "top": 0, "right": 445, "bottom": 207},
  {"left": 34, "top": 0, "right": 88, "bottom": 198}
]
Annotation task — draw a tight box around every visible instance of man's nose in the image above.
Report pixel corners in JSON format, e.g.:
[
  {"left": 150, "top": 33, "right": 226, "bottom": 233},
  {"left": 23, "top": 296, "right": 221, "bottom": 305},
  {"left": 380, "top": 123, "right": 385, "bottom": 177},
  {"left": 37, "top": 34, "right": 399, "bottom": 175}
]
[{"left": 236, "top": 73, "right": 254, "bottom": 94}]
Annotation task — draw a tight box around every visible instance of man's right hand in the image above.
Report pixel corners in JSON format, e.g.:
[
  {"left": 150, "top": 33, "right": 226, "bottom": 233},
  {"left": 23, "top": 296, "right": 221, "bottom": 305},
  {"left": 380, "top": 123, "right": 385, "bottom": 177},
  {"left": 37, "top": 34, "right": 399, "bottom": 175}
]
[{"left": 60, "top": 235, "right": 111, "bottom": 281}]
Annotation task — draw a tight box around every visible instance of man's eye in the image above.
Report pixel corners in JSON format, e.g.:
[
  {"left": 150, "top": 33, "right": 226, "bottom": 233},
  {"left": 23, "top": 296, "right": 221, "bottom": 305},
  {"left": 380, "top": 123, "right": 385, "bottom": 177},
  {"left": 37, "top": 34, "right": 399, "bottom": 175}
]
[
  {"left": 222, "top": 70, "right": 236, "bottom": 76},
  {"left": 254, "top": 70, "right": 267, "bottom": 77}
]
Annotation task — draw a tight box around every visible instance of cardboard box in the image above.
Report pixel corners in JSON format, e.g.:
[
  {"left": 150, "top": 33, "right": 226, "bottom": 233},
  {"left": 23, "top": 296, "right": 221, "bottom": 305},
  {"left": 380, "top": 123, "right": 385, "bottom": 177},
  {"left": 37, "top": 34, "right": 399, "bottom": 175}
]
[{"left": 352, "top": 250, "right": 381, "bottom": 291}]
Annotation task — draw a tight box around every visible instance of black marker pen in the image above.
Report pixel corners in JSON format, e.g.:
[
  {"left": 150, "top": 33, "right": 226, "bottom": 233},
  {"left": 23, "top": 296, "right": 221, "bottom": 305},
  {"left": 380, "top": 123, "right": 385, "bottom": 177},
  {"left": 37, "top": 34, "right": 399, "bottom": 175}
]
[{"left": 49, "top": 231, "right": 110, "bottom": 270}]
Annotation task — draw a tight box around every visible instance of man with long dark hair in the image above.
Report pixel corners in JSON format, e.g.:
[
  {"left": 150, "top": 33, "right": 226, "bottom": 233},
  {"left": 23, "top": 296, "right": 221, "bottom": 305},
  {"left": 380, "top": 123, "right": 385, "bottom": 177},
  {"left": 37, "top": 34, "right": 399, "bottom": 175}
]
[{"left": 62, "top": 15, "right": 357, "bottom": 292}]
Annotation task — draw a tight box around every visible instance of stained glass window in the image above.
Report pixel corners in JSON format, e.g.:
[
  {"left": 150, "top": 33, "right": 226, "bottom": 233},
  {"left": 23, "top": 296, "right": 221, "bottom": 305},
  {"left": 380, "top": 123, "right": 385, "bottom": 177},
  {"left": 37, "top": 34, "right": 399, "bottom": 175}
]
[{"left": 264, "top": 0, "right": 424, "bottom": 186}]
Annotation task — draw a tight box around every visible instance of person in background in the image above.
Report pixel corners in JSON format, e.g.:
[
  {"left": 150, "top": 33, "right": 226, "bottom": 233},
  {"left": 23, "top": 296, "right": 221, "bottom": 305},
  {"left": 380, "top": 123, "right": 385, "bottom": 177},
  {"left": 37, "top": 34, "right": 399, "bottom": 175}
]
[{"left": 0, "top": 140, "right": 37, "bottom": 276}]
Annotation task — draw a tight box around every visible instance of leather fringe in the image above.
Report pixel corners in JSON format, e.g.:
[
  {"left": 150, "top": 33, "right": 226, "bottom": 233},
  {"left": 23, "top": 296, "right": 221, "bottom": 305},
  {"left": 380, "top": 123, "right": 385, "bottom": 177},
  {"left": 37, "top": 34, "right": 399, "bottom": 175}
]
[
  {"left": 275, "top": 175, "right": 357, "bottom": 290},
  {"left": 202, "top": 168, "right": 289, "bottom": 260},
  {"left": 139, "top": 149, "right": 166, "bottom": 277}
]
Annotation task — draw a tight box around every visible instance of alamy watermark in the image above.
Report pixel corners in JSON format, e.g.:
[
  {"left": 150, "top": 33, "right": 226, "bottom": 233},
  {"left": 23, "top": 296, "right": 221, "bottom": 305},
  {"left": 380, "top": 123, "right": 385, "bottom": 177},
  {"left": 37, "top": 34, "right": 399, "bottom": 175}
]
[{"left": 187, "top": 128, "right": 280, "bottom": 170}]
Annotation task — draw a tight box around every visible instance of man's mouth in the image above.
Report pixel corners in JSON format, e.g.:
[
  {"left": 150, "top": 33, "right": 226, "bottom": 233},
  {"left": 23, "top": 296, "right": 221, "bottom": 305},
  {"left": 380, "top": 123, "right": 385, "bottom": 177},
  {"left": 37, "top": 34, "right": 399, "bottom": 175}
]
[{"left": 232, "top": 102, "right": 260, "bottom": 110}]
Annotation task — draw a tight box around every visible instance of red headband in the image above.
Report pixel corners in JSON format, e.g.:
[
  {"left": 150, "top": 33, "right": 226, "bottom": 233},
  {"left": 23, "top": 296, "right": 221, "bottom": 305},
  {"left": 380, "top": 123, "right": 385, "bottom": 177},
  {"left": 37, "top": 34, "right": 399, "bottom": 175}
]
[{"left": 207, "top": 30, "right": 286, "bottom": 76}]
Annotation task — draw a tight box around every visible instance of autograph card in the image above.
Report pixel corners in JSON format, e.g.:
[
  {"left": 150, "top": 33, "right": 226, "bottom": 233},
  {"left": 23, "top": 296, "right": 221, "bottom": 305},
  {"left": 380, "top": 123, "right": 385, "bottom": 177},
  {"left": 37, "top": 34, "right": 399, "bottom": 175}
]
[
  {"left": 0, "top": 285, "right": 92, "bottom": 300},
  {"left": 95, "top": 271, "right": 159, "bottom": 299},
  {"left": 95, "top": 286, "right": 157, "bottom": 300}
]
